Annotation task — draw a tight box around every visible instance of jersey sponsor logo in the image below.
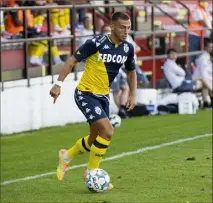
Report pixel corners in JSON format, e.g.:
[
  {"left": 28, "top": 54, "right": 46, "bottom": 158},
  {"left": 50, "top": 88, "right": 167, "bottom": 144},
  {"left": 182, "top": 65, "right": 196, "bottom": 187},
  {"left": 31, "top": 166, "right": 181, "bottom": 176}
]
[{"left": 98, "top": 54, "right": 127, "bottom": 64}]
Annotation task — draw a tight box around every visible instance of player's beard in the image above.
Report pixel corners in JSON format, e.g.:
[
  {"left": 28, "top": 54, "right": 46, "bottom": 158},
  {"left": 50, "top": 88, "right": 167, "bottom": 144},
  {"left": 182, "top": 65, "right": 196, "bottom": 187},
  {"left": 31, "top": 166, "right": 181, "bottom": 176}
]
[{"left": 115, "top": 32, "right": 125, "bottom": 42}]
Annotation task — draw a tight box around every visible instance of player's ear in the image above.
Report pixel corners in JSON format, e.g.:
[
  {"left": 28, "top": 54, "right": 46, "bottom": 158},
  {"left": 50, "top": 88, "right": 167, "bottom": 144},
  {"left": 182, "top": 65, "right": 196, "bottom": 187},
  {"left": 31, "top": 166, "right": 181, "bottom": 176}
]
[{"left": 110, "top": 23, "right": 114, "bottom": 31}]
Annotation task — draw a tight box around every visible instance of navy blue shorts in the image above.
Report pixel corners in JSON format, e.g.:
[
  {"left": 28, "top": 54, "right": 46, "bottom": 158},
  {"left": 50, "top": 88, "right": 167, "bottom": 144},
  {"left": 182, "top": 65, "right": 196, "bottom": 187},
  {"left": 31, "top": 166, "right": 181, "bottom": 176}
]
[
  {"left": 174, "top": 79, "right": 196, "bottom": 93},
  {"left": 74, "top": 89, "right": 110, "bottom": 124}
]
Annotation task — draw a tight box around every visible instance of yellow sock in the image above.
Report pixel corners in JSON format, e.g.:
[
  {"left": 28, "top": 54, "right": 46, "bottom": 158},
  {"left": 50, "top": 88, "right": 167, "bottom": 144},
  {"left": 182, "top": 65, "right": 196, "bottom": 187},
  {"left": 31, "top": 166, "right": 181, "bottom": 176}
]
[
  {"left": 51, "top": 45, "right": 59, "bottom": 58},
  {"left": 67, "top": 135, "right": 90, "bottom": 160},
  {"left": 58, "top": 9, "right": 66, "bottom": 30},
  {"left": 37, "top": 15, "right": 44, "bottom": 25},
  {"left": 88, "top": 136, "right": 110, "bottom": 170},
  {"left": 29, "top": 41, "right": 46, "bottom": 57},
  {"left": 1, "top": 24, "right": 5, "bottom": 32},
  {"left": 64, "top": 8, "right": 70, "bottom": 26},
  {"left": 51, "top": 8, "right": 59, "bottom": 27}
]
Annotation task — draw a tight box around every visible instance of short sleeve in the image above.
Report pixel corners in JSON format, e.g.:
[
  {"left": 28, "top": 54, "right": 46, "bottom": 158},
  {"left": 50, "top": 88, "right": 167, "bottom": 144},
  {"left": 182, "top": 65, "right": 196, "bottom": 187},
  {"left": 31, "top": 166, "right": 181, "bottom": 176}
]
[
  {"left": 125, "top": 43, "right": 136, "bottom": 71},
  {"left": 73, "top": 38, "right": 97, "bottom": 62}
]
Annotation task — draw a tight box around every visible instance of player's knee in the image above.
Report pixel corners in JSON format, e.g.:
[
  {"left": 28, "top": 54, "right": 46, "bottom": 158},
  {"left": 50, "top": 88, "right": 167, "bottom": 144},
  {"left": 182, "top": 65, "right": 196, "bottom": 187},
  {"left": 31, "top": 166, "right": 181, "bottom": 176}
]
[{"left": 102, "top": 126, "right": 114, "bottom": 141}]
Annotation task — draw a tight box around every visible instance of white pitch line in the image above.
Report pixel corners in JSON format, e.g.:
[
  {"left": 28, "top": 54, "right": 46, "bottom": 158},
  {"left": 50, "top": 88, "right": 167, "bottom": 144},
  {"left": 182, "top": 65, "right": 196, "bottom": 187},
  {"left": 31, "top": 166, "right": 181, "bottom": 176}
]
[{"left": 1, "top": 133, "right": 212, "bottom": 186}]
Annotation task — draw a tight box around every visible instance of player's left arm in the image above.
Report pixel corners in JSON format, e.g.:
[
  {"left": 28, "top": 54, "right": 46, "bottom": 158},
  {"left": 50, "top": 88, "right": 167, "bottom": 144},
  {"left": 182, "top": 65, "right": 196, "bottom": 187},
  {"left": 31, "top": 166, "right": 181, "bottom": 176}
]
[{"left": 125, "top": 44, "right": 137, "bottom": 112}]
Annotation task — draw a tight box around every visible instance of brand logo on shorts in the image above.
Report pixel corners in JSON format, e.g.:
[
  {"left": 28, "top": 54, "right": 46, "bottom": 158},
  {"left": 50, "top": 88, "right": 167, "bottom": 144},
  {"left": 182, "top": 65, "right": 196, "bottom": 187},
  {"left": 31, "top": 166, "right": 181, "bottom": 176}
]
[
  {"left": 77, "top": 90, "right": 82, "bottom": 95},
  {"left": 94, "top": 106, "right": 102, "bottom": 115},
  {"left": 78, "top": 96, "right": 84, "bottom": 101},
  {"left": 89, "top": 115, "right": 95, "bottom": 120},
  {"left": 86, "top": 108, "right": 91, "bottom": 113},
  {"left": 82, "top": 102, "right": 88, "bottom": 107}
]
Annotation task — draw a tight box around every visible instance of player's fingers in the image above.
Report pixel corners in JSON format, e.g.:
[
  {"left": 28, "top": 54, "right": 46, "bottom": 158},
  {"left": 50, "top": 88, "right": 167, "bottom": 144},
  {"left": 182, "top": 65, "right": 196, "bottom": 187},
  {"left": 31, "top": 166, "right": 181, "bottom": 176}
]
[
  {"left": 53, "top": 95, "right": 59, "bottom": 104},
  {"left": 50, "top": 90, "right": 55, "bottom": 97}
]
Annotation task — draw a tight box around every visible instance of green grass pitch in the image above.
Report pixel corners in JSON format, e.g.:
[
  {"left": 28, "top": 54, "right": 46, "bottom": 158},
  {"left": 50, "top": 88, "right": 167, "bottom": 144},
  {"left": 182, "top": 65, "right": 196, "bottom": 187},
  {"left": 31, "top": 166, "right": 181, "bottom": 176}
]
[{"left": 1, "top": 110, "right": 212, "bottom": 203}]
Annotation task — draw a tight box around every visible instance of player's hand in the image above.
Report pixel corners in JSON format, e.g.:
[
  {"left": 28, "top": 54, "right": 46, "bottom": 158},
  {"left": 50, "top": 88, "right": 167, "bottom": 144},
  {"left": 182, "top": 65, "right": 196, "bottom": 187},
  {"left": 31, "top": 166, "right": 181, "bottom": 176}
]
[
  {"left": 126, "top": 94, "right": 136, "bottom": 112},
  {"left": 50, "top": 85, "right": 61, "bottom": 104}
]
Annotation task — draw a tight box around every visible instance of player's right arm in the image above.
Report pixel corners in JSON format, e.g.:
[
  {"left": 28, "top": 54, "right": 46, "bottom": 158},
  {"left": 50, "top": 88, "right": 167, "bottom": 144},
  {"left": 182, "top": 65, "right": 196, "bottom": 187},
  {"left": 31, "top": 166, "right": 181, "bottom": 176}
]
[
  {"left": 50, "top": 38, "right": 98, "bottom": 104},
  {"left": 49, "top": 56, "right": 78, "bottom": 103}
]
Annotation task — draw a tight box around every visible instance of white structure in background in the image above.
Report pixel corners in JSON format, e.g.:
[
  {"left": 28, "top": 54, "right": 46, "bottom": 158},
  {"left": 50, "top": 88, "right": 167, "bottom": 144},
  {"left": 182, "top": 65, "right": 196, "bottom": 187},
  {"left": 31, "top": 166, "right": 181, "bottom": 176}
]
[{"left": 0, "top": 72, "right": 198, "bottom": 134}]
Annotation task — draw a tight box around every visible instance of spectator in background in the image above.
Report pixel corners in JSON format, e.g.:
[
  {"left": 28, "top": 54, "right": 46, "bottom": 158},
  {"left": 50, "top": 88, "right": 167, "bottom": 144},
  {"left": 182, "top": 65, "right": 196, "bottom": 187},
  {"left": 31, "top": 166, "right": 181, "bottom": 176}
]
[
  {"left": 1, "top": 7, "right": 13, "bottom": 40},
  {"left": 101, "top": 24, "right": 111, "bottom": 35},
  {"left": 194, "top": 39, "right": 213, "bottom": 107},
  {"left": 188, "top": 0, "right": 212, "bottom": 64},
  {"left": 102, "top": 24, "right": 149, "bottom": 88},
  {"left": 78, "top": 16, "right": 94, "bottom": 46},
  {"left": 6, "top": 0, "right": 63, "bottom": 66},
  {"left": 94, "top": 18, "right": 104, "bottom": 35},
  {"left": 111, "top": 68, "right": 130, "bottom": 119},
  {"left": 163, "top": 48, "right": 212, "bottom": 109},
  {"left": 47, "top": 0, "right": 70, "bottom": 35},
  {"left": 72, "top": 0, "right": 88, "bottom": 24},
  {"left": 30, "top": 0, "right": 63, "bottom": 65},
  {"left": 126, "top": 34, "right": 149, "bottom": 88},
  {"left": 111, "top": 72, "right": 131, "bottom": 118}
]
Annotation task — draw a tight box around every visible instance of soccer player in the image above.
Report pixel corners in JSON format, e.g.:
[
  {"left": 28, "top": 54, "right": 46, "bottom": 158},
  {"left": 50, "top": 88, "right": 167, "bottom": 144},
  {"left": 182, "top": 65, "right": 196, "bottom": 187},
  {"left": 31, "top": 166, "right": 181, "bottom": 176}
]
[{"left": 49, "top": 12, "right": 137, "bottom": 190}]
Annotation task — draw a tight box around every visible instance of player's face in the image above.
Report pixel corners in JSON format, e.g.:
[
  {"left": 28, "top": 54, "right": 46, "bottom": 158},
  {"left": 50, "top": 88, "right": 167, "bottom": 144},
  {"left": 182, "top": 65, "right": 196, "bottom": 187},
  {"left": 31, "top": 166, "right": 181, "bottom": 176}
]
[{"left": 111, "top": 19, "right": 131, "bottom": 42}]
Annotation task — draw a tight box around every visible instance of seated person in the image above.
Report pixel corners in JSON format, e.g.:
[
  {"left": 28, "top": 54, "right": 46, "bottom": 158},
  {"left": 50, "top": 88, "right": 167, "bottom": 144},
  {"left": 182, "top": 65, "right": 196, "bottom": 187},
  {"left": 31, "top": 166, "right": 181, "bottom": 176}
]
[
  {"left": 101, "top": 24, "right": 149, "bottom": 88},
  {"left": 135, "top": 65, "right": 149, "bottom": 88},
  {"left": 126, "top": 34, "right": 149, "bottom": 88},
  {"left": 110, "top": 68, "right": 129, "bottom": 119},
  {"left": 77, "top": 16, "right": 94, "bottom": 46},
  {"left": 194, "top": 39, "right": 213, "bottom": 107},
  {"left": 163, "top": 48, "right": 212, "bottom": 108},
  {"left": 6, "top": 0, "right": 63, "bottom": 66},
  {"left": 47, "top": 0, "right": 70, "bottom": 34}
]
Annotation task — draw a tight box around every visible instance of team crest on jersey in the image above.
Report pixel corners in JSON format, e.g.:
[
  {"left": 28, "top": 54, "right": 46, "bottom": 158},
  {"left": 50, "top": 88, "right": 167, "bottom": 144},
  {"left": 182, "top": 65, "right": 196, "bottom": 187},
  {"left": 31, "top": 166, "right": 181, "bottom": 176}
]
[{"left": 124, "top": 44, "right": 129, "bottom": 53}]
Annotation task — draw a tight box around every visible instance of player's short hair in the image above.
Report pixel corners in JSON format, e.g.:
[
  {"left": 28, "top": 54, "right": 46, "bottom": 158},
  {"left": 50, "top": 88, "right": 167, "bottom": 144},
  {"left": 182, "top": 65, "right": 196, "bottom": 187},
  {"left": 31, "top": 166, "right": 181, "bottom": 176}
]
[
  {"left": 167, "top": 48, "right": 177, "bottom": 55},
  {"left": 111, "top": 12, "right": 130, "bottom": 21}
]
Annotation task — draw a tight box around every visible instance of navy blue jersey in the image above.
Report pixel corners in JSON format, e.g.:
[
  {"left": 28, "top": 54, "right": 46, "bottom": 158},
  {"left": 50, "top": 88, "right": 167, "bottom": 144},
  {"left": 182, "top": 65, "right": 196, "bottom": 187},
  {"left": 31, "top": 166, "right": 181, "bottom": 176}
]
[{"left": 73, "top": 34, "right": 136, "bottom": 95}]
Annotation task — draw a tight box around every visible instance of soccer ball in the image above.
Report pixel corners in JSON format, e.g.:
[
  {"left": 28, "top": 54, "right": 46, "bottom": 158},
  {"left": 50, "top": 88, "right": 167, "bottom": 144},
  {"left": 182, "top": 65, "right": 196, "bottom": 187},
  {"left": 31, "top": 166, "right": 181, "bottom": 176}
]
[
  {"left": 109, "top": 114, "right": 121, "bottom": 127},
  {"left": 85, "top": 169, "right": 110, "bottom": 193}
]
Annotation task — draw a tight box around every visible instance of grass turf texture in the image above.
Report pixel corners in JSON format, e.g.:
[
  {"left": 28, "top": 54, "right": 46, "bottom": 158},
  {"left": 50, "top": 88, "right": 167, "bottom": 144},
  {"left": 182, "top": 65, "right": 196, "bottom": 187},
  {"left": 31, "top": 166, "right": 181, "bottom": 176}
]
[{"left": 1, "top": 110, "right": 212, "bottom": 203}]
